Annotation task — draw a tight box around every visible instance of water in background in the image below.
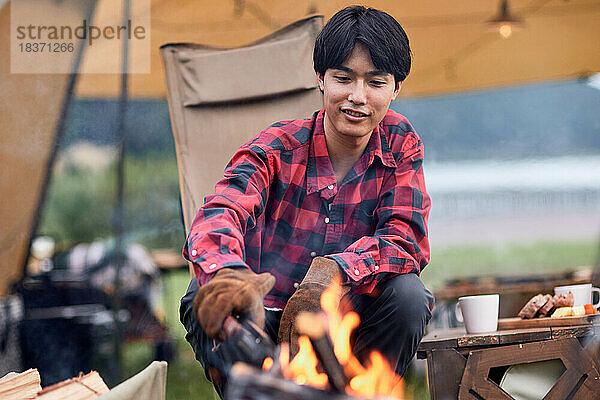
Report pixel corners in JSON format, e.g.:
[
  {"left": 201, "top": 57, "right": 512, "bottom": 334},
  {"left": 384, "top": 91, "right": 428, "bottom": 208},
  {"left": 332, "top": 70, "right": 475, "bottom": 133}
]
[
  {"left": 424, "top": 156, "right": 600, "bottom": 246},
  {"left": 392, "top": 79, "right": 600, "bottom": 246}
]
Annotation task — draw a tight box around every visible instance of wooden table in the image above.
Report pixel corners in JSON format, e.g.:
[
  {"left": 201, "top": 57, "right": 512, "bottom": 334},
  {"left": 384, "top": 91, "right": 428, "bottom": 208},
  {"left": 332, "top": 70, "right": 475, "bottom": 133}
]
[{"left": 417, "top": 318, "right": 600, "bottom": 399}]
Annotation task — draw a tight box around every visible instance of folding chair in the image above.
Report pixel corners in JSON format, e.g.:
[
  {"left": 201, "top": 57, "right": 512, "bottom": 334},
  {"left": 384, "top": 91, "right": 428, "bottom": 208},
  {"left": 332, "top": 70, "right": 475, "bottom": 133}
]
[{"left": 160, "top": 16, "right": 324, "bottom": 277}]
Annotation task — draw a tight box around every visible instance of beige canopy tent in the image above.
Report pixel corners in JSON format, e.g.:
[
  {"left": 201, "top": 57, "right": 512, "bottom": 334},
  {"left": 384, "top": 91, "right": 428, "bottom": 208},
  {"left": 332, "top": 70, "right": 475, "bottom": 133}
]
[
  {"left": 77, "top": 0, "right": 600, "bottom": 98},
  {"left": 0, "top": 0, "right": 95, "bottom": 296},
  {"left": 1, "top": 0, "right": 600, "bottom": 294}
]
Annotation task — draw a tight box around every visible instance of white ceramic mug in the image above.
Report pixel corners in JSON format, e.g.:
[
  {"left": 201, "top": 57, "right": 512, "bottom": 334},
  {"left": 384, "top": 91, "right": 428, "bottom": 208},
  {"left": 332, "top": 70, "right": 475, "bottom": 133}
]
[
  {"left": 455, "top": 294, "right": 499, "bottom": 334},
  {"left": 554, "top": 283, "right": 600, "bottom": 308}
]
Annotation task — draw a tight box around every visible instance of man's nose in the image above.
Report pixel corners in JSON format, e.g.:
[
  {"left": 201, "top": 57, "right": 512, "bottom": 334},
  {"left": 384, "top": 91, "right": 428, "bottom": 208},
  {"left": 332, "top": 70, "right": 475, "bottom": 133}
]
[{"left": 347, "top": 81, "right": 367, "bottom": 105}]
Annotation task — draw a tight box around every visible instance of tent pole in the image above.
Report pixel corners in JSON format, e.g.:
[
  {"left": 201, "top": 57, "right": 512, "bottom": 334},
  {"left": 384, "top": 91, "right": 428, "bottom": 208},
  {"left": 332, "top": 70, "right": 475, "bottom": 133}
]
[
  {"left": 22, "top": 1, "right": 98, "bottom": 279},
  {"left": 113, "top": 0, "right": 131, "bottom": 382}
]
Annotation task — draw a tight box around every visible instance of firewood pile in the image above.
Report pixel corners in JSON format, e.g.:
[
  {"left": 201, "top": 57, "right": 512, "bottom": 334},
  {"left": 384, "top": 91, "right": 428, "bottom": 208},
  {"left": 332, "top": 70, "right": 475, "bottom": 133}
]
[{"left": 0, "top": 369, "right": 109, "bottom": 400}]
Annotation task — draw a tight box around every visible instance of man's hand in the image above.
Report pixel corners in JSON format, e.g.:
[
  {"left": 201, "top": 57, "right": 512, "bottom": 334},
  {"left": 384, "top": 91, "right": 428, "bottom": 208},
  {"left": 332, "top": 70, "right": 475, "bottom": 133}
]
[
  {"left": 278, "top": 257, "right": 350, "bottom": 355},
  {"left": 193, "top": 268, "right": 275, "bottom": 341}
]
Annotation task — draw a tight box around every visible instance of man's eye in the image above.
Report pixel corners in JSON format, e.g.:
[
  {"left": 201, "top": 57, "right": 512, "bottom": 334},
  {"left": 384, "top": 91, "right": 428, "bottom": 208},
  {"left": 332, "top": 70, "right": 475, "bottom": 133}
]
[
  {"left": 371, "top": 80, "right": 386, "bottom": 86},
  {"left": 334, "top": 76, "right": 351, "bottom": 82}
]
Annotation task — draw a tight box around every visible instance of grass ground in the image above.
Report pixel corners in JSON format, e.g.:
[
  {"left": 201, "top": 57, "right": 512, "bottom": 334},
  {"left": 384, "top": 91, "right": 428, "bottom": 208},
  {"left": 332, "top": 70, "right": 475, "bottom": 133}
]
[
  {"left": 120, "top": 238, "right": 598, "bottom": 399},
  {"left": 422, "top": 239, "right": 598, "bottom": 291}
]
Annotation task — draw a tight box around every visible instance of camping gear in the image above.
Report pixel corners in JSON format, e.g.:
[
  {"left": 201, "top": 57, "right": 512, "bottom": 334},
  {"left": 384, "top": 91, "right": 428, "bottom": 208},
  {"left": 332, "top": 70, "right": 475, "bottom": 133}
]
[
  {"left": 0, "top": 0, "right": 93, "bottom": 297},
  {"left": 0, "top": 295, "right": 23, "bottom": 377},
  {"left": 15, "top": 242, "right": 168, "bottom": 387},
  {"left": 16, "top": 272, "right": 119, "bottom": 387},
  {"left": 4, "top": 0, "right": 600, "bottom": 298}
]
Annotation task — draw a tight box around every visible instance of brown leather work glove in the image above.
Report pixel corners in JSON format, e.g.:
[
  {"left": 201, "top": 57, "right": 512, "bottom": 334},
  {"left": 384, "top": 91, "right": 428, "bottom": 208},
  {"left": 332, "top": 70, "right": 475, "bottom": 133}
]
[
  {"left": 278, "top": 257, "right": 350, "bottom": 355},
  {"left": 193, "top": 267, "right": 275, "bottom": 341}
]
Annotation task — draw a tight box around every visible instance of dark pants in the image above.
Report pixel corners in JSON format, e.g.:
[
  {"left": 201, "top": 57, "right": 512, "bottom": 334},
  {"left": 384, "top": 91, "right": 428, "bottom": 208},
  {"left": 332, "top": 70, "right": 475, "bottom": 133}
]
[{"left": 180, "top": 273, "right": 434, "bottom": 397}]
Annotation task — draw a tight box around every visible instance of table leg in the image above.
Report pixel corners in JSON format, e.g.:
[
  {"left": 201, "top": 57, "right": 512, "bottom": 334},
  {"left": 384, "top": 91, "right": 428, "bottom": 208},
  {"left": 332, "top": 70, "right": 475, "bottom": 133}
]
[{"left": 426, "top": 348, "right": 467, "bottom": 400}]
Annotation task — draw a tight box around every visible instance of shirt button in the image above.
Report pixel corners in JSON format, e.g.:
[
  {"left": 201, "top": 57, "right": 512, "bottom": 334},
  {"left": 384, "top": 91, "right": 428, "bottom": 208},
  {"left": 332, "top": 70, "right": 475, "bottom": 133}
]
[
  {"left": 191, "top": 249, "right": 197, "bottom": 256},
  {"left": 310, "top": 251, "right": 317, "bottom": 257},
  {"left": 327, "top": 184, "right": 334, "bottom": 190},
  {"left": 293, "top": 282, "right": 300, "bottom": 289},
  {"left": 354, "top": 269, "right": 360, "bottom": 276},
  {"left": 208, "top": 263, "right": 217, "bottom": 270},
  {"left": 324, "top": 217, "right": 330, "bottom": 223}
]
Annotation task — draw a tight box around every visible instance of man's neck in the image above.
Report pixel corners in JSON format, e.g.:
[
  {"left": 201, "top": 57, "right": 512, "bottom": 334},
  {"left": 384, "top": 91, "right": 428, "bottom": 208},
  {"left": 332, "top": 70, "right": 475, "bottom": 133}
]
[{"left": 323, "top": 114, "right": 372, "bottom": 185}]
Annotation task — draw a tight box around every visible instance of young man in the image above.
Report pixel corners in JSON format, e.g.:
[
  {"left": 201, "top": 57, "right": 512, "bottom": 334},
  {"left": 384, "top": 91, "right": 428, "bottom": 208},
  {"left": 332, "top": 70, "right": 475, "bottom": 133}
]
[{"left": 180, "top": 6, "right": 434, "bottom": 397}]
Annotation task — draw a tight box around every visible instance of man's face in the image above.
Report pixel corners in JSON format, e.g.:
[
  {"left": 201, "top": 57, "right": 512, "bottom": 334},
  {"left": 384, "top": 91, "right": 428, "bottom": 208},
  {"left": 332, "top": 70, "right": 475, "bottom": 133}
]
[{"left": 318, "top": 43, "right": 401, "bottom": 142}]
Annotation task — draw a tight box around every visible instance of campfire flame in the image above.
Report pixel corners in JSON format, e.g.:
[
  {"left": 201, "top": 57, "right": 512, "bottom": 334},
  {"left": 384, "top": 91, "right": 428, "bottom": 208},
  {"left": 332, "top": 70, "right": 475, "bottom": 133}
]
[
  {"left": 262, "top": 356, "right": 273, "bottom": 371},
  {"left": 349, "top": 352, "right": 404, "bottom": 398},
  {"left": 286, "top": 336, "right": 329, "bottom": 387},
  {"left": 266, "top": 280, "right": 404, "bottom": 398}
]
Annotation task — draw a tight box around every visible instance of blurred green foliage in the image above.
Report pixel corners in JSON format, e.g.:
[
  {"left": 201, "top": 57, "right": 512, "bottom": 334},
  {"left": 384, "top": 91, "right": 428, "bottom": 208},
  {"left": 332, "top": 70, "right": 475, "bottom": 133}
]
[
  {"left": 38, "top": 163, "right": 114, "bottom": 243},
  {"left": 38, "top": 154, "right": 185, "bottom": 250}
]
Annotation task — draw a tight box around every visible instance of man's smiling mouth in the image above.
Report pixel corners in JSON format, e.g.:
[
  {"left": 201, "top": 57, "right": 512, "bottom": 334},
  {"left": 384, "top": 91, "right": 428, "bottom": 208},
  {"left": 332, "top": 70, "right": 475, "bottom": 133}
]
[{"left": 342, "top": 109, "right": 369, "bottom": 118}]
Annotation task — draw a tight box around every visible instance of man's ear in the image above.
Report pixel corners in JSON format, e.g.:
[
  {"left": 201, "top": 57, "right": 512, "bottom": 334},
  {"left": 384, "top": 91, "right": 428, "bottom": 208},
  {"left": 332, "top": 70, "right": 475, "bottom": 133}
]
[
  {"left": 317, "top": 74, "right": 324, "bottom": 92},
  {"left": 393, "top": 81, "right": 403, "bottom": 100}
]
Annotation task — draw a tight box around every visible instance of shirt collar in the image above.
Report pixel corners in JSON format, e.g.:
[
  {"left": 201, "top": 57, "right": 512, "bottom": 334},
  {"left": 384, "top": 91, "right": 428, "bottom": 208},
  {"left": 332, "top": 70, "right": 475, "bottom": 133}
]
[
  {"left": 370, "top": 118, "right": 397, "bottom": 169},
  {"left": 307, "top": 108, "right": 397, "bottom": 195}
]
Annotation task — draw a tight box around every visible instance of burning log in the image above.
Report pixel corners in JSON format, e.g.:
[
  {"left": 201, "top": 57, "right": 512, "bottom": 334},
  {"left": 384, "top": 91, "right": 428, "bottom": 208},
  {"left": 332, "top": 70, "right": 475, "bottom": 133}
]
[
  {"left": 225, "top": 363, "right": 397, "bottom": 400},
  {"left": 296, "top": 311, "right": 348, "bottom": 393},
  {"left": 220, "top": 282, "right": 405, "bottom": 399}
]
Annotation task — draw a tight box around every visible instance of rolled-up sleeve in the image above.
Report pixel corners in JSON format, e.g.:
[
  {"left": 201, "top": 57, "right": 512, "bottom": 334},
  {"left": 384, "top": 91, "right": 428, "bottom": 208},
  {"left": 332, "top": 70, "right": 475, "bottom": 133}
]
[{"left": 183, "top": 146, "right": 271, "bottom": 285}]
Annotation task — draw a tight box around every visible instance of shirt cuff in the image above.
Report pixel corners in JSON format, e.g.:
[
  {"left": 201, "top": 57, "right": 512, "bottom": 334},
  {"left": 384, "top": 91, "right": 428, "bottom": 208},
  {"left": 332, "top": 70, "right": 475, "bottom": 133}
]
[
  {"left": 191, "top": 253, "right": 247, "bottom": 284},
  {"left": 328, "top": 252, "right": 378, "bottom": 283}
]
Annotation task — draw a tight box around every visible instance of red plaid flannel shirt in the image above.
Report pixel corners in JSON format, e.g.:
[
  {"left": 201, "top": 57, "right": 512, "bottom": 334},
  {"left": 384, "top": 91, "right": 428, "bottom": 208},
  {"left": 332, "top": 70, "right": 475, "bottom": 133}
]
[{"left": 184, "top": 108, "right": 430, "bottom": 309}]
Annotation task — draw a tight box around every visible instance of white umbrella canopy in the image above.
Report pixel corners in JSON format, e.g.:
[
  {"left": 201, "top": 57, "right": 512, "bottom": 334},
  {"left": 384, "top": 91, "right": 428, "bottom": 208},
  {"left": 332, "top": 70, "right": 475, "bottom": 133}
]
[{"left": 75, "top": 0, "right": 600, "bottom": 98}]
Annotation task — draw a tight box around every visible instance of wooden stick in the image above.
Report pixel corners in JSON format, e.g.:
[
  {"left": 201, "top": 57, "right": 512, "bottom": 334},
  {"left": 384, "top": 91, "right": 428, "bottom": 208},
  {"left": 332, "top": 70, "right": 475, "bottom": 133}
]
[{"left": 296, "top": 311, "right": 348, "bottom": 393}]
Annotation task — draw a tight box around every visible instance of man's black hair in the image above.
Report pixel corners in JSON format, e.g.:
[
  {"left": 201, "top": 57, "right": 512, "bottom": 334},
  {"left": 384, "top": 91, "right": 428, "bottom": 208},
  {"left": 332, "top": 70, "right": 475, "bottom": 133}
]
[{"left": 313, "top": 6, "right": 411, "bottom": 85}]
